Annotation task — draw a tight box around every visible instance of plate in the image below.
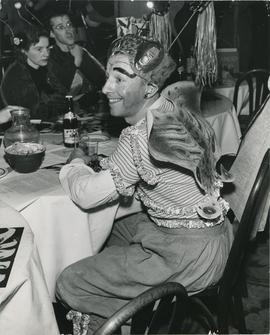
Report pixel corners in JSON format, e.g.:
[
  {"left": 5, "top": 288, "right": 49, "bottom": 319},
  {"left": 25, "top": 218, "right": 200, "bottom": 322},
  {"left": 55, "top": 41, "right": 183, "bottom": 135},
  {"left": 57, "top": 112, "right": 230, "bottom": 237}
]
[
  {"left": 0, "top": 168, "right": 8, "bottom": 179},
  {"left": 87, "top": 133, "right": 110, "bottom": 143},
  {"left": 31, "top": 120, "right": 55, "bottom": 133}
]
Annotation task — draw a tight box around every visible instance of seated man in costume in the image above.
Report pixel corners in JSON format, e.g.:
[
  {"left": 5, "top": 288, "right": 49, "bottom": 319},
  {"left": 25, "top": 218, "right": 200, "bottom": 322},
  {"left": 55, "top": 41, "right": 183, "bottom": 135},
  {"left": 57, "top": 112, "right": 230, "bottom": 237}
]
[
  {"left": 46, "top": 8, "right": 108, "bottom": 130},
  {"left": 56, "top": 34, "right": 233, "bottom": 333}
]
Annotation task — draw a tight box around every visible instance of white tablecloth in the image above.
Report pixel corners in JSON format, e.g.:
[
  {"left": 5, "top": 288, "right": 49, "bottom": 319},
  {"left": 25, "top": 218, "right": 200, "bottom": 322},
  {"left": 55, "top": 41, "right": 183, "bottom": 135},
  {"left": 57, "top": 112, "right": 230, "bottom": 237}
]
[
  {"left": 0, "top": 201, "right": 60, "bottom": 335},
  {"left": 209, "top": 82, "right": 249, "bottom": 115},
  {"left": 202, "top": 93, "right": 242, "bottom": 156},
  {"left": 0, "top": 139, "right": 119, "bottom": 301}
]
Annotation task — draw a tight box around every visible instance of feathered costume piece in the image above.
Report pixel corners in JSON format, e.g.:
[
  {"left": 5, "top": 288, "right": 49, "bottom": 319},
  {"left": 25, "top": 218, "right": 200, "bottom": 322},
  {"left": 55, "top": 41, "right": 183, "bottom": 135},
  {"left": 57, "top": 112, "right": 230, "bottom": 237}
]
[{"left": 148, "top": 81, "right": 221, "bottom": 195}]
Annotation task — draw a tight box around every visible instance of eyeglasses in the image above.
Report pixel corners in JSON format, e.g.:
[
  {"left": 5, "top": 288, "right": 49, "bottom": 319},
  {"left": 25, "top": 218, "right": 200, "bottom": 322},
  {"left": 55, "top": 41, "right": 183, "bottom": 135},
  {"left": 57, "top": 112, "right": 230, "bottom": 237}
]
[{"left": 52, "top": 22, "right": 73, "bottom": 31}]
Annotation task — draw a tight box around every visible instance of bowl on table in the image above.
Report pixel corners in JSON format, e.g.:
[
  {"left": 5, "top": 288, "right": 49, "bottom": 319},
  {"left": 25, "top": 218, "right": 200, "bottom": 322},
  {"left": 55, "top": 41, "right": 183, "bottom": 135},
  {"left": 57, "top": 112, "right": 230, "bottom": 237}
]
[{"left": 4, "top": 142, "right": 46, "bottom": 173}]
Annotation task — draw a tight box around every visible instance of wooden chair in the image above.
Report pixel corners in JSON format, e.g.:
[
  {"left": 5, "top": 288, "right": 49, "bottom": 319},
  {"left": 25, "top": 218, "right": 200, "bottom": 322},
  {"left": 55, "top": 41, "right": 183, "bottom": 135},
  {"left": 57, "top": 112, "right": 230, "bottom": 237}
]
[
  {"left": 191, "top": 148, "right": 270, "bottom": 334},
  {"left": 240, "top": 94, "right": 270, "bottom": 142},
  {"left": 233, "top": 69, "right": 269, "bottom": 134},
  {"left": 94, "top": 282, "right": 218, "bottom": 335}
]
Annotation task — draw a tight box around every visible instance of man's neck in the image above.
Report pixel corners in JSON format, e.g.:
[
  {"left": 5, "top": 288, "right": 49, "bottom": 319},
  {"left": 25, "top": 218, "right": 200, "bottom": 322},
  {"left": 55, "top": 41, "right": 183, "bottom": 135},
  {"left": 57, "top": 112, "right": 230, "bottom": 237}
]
[
  {"left": 125, "top": 94, "right": 160, "bottom": 125},
  {"left": 55, "top": 41, "right": 70, "bottom": 52}
]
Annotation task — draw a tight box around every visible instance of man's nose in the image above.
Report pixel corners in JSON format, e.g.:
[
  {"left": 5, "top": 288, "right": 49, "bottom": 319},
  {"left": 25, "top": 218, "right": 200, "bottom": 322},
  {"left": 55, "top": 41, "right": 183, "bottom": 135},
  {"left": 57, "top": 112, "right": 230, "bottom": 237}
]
[{"left": 102, "top": 77, "right": 112, "bottom": 95}]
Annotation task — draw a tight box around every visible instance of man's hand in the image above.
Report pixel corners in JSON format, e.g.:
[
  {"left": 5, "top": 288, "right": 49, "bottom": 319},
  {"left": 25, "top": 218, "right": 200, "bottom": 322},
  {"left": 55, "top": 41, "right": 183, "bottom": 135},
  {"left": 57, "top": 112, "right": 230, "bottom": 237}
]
[
  {"left": 66, "top": 147, "right": 91, "bottom": 165},
  {"left": 68, "top": 44, "right": 83, "bottom": 68}
]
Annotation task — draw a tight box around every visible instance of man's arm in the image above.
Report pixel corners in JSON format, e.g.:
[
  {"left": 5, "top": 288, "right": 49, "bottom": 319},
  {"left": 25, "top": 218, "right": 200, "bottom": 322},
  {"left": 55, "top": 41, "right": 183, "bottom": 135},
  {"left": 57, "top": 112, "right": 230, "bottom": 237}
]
[
  {"left": 59, "top": 131, "right": 140, "bottom": 210},
  {"left": 60, "top": 158, "right": 118, "bottom": 209},
  {"left": 47, "top": 46, "right": 77, "bottom": 91},
  {"left": 0, "top": 106, "right": 20, "bottom": 124}
]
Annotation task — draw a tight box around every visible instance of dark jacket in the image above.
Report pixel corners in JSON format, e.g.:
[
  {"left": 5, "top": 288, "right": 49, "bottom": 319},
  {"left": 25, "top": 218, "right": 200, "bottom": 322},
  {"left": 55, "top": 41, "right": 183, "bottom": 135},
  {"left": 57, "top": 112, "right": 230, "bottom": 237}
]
[
  {"left": 47, "top": 44, "right": 106, "bottom": 95},
  {"left": 0, "top": 60, "right": 66, "bottom": 121}
]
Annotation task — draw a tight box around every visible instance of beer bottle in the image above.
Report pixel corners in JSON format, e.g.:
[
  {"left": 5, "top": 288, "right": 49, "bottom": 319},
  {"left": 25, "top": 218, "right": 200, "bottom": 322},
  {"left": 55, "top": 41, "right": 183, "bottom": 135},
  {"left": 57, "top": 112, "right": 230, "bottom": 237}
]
[{"left": 63, "top": 95, "right": 79, "bottom": 148}]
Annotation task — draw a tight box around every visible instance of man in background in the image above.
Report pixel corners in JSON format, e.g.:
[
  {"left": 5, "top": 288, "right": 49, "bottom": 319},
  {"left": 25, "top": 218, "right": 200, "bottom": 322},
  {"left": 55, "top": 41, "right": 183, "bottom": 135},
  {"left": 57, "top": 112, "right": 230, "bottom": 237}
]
[{"left": 46, "top": 8, "right": 106, "bottom": 115}]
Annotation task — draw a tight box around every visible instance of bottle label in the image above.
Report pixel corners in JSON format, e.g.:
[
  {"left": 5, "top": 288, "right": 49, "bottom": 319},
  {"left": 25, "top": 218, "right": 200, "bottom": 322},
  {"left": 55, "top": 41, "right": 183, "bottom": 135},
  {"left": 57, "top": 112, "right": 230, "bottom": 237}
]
[
  {"left": 64, "top": 112, "right": 74, "bottom": 119},
  {"left": 64, "top": 128, "right": 79, "bottom": 144}
]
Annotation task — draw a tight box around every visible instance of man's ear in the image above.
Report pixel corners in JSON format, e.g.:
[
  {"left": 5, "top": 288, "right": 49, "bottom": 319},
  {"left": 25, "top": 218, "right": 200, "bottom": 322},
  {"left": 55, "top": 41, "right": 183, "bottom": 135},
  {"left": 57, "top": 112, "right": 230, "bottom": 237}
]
[{"left": 145, "top": 83, "right": 158, "bottom": 98}]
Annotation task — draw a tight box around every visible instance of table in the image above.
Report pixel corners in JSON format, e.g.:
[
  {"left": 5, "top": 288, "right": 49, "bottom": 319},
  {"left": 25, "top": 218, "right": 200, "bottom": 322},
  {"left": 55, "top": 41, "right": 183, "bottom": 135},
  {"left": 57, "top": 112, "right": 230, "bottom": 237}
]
[
  {"left": 0, "top": 201, "right": 60, "bottom": 335},
  {"left": 201, "top": 93, "right": 242, "bottom": 156},
  {"left": 0, "top": 138, "right": 119, "bottom": 301},
  {"left": 209, "top": 81, "right": 249, "bottom": 115}
]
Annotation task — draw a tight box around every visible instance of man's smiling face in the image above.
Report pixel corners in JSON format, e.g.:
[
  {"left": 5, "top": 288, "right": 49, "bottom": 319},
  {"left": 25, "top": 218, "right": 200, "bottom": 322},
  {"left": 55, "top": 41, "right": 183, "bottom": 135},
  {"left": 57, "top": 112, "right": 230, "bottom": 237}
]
[{"left": 102, "top": 54, "right": 148, "bottom": 124}]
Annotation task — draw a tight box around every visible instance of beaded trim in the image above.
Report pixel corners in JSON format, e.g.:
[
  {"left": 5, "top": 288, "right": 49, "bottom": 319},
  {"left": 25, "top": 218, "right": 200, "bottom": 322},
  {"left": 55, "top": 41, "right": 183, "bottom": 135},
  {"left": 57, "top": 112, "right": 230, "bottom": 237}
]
[
  {"left": 120, "top": 120, "right": 160, "bottom": 185},
  {"left": 130, "top": 132, "right": 160, "bottom": 185},
  {"left": 137, "top": 188, "right": 228, "bottom": 229},
  {"left": 100, "top": 158, "right": 135, "bottom": 196},
  {"left": 153, "top": 216, "right": 224, "bottom": 229},
  {"left": 137, "top": 188, "right": 197, "bottom": 217}
]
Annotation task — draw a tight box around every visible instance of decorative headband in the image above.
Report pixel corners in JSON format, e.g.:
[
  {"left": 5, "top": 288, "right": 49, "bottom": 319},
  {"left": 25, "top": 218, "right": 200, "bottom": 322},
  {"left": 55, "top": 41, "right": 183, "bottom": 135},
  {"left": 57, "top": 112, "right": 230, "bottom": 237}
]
[{"left": 108, "top": 34, "right": 176, "bottom": 87}]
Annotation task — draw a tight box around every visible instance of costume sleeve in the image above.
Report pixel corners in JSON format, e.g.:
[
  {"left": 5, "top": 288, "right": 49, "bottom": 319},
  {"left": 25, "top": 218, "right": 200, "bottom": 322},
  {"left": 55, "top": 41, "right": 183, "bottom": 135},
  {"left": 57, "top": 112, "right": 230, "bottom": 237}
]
[
  {"left": 59, "top": 131, "right": 141, "bottom": 209},
  {"left": 59, "top": 159, "right": 118, "bottom": 209},
  {"left": 100, "top": 130, "right": 140, "bottom": 196},
  {"left": 80, "top": 49, "right": 106, "bottom": 90}
]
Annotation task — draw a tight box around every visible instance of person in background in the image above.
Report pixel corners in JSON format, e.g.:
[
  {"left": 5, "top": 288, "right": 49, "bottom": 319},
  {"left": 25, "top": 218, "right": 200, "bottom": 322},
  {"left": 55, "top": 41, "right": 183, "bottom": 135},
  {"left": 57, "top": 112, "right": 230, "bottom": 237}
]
[
  {"left": 0, "top": 24, "right": 66, "bottom": 122},
  {"left": 46, "top": 8, "right": 106, "bottom": 112},
  {"left": 56, "top": 34, "right": 233, "bottom": 333}
]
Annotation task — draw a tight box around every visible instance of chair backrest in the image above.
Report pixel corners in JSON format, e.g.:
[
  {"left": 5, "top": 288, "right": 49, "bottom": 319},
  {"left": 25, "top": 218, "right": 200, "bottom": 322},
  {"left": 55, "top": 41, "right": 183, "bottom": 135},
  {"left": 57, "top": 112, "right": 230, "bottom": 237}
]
[
  {"left": 93, "top": 282, "right": 218, "bottom": 335},
  {"left": 233, "top": 69, "right": 269, "bottom": 118},
  {"left": 240, "top": 94, "right": 270, "bottom": 142},
  {"left": 219, "top": 149, "right": 270, "bottom": 297}
]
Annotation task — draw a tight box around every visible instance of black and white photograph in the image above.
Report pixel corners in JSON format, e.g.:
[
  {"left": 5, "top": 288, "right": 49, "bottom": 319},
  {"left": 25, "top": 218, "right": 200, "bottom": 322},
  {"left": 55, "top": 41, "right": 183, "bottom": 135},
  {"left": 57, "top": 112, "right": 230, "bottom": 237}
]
[{"left": 0, "top": 1, "right": 269, "bottom": 334}]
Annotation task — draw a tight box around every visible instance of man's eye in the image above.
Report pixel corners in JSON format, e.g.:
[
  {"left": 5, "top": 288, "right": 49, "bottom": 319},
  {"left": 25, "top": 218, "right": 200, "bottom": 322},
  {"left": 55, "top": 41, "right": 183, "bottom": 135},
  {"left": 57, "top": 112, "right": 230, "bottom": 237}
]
[{"left": 115, "top": 76, "right": 124, "bottom": 83}]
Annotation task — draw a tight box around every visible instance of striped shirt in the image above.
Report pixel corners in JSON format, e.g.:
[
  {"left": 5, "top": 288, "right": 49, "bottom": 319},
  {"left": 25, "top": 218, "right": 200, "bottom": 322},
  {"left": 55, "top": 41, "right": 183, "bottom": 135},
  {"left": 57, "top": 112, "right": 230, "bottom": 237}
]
[{"left": 101, "top": 99, "right": 228, "bottom": 229}]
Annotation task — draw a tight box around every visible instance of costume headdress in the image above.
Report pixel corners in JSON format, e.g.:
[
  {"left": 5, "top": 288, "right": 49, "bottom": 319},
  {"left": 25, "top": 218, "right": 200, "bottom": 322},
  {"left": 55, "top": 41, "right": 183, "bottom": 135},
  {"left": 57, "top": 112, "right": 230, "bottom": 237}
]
[{"left": 108, "top": 34, "right": 176, "bottom": 88}]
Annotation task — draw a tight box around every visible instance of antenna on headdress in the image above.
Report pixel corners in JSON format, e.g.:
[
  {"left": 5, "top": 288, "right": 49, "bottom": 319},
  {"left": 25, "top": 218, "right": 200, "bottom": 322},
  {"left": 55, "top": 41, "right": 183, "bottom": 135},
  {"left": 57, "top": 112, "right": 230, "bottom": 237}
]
[{"left": 168, "top": 1, "right": 210, "bottom": 52}]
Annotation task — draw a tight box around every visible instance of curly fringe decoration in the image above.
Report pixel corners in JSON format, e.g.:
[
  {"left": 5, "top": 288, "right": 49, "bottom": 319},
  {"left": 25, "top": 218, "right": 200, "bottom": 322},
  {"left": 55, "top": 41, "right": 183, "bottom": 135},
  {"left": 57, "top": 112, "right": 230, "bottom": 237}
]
[
  {"left": 194, "top": 1, "right": 218, "bottom": 87},
  {"left": 149, "top": 12, "right": 172, "bottom": 52}
]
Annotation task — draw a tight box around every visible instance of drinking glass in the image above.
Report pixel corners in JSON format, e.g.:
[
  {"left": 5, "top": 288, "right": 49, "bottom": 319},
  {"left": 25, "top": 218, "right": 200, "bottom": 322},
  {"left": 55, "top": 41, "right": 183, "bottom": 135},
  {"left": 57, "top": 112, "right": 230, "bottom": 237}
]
[{"left": 78, "top": 132, "right": 98, "bottom": 157}]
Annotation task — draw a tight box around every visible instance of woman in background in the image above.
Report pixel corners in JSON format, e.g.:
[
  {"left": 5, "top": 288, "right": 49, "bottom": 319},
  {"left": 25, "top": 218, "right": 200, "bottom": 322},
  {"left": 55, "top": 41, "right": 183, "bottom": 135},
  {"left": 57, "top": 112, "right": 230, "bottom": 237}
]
[{"left": 0, "top": 25, "right": 66, "bottom": 121}]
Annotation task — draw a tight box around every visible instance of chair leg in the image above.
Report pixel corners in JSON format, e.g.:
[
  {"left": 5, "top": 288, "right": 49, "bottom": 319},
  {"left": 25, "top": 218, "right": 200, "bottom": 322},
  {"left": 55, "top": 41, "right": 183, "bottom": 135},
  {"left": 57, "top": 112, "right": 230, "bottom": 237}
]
[
  {"left": 232, "top": 295, "right": 248, "bottom": 334},
  {"left": 217, "top": 296, "right": 231, "bottom": 334}
]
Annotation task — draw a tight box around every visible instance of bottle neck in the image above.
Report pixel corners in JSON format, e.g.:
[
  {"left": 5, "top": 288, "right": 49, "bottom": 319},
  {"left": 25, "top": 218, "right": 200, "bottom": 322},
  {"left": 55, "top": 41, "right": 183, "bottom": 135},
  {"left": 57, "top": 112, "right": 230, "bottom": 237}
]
[{"left": 65, "top": 95, "right": 74, "bottom": 115}]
